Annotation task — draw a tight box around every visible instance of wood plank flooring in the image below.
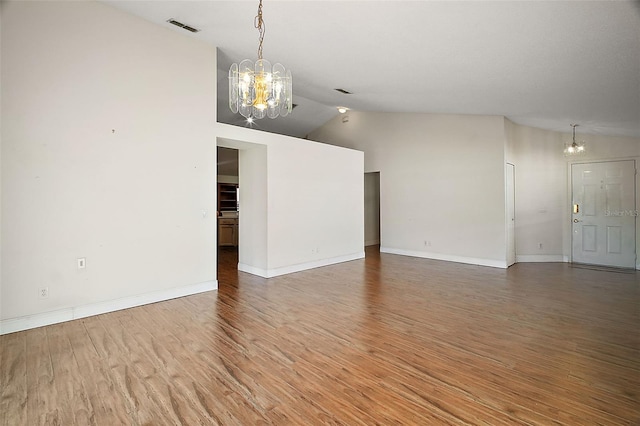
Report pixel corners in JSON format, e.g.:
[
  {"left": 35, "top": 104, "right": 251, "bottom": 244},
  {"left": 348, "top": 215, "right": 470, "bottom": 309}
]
[{"left": 1, "top": 246, "right": 639, "bottom": 425}]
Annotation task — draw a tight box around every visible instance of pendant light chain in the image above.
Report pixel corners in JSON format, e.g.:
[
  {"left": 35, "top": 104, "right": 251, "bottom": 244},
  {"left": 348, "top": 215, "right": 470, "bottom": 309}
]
[{"left": 254, "top": 0, "right": 265, "bottom": 60}]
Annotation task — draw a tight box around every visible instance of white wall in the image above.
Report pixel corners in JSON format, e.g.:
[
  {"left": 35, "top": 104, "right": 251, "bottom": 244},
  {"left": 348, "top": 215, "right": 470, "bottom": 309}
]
[
  {"left": 1, "top": 0, "right": 365, "bottom": 334},
  {"left": 225, "top": 139, "right": 268, "bottom": 272},
  {"left": 1, "top": 1, "right": 218, "bottom": 333},
  {"left": 310, "top": 111, "right": 508, "bottom": 267},
  {"left": 505, "top": 119, "right": 640, "bottom": 265},
  {"left": 217, "top": 124, "right": 365, "bottom": 278},
  {"left": 505, "top": 121, "right": 566, "bottom": 261},
  {"left": 311, "top": 111, "right": 638, "bottom": 269}
]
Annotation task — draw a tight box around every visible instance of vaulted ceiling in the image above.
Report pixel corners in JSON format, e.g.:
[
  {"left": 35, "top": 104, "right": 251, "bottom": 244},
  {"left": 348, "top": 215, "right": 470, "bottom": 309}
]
[{"left": 104, "top": 1, "right": 640, "bottom": 139}]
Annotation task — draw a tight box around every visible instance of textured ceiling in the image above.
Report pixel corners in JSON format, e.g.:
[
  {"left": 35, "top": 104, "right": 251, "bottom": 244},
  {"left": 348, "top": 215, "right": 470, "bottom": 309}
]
[{"left": 104, "top": 0, "right": 640, "bottom": 139}]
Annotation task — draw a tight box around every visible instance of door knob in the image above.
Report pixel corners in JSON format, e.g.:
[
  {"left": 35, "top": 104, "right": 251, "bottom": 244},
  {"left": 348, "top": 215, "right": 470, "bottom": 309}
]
[{"left": 573, "top": 218, "right": 582, "bottom": 223}]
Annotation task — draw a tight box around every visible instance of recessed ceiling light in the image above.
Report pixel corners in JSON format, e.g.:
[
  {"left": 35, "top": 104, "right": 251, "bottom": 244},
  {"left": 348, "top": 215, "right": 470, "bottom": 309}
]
[{"left": 337, "top": 107, "right": 349, "bottom": 114}]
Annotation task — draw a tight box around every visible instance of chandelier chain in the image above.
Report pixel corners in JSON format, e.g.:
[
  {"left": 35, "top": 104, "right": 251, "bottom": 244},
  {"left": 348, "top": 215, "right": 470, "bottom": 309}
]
[{"left": 254, "top": 0, "right": 265, "bottom": 60}]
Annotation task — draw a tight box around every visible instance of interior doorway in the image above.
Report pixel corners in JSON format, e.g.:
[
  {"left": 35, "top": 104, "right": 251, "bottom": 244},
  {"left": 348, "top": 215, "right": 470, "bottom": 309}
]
[
  {"left": 217, "top": 147, "right": 239, "bottom": 279},
  {"left": 571, "top": 160, "right": 636, "bottom": 268},
  {"left": 364, "top": 172, "right": 381, "bottom": 246},
  {"left": 216, "top": 138, "right": 268, "bottom": 278}
]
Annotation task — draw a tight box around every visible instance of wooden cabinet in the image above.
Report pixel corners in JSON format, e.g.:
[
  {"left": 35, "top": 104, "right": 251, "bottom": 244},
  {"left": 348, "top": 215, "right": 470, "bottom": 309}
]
[
  {"left": 218, "top": 218, "right": 238, "bottom": 247},
  {"left": 218, "top": 183, "right": 238, "bottom": 212}
]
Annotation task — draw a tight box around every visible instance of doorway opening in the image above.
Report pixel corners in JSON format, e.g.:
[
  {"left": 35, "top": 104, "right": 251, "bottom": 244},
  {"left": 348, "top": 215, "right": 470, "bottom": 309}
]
[
  {"left": 217, "top": 146, "right": 239, "bottom": 279},
  {"left": 364, "top": 172, "right": 381, "bottom": 247},
  {"left": 216, "top": 137, "right": 268, "bottom": 281}
]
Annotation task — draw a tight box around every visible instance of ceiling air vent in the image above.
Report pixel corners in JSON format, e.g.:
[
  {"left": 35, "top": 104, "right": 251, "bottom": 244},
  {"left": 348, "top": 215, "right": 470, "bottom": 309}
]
[
  {"left": 334, "top": 88, "right": 353, "bottom": 95},
  {"left": 167, "top": 19, "right": 200, "bottom": 33}
]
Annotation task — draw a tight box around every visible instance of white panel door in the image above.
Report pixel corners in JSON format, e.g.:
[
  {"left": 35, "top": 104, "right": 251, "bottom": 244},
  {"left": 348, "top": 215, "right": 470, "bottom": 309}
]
[{"left": 571, "top": 160, "right": 636, "bottom": 268}]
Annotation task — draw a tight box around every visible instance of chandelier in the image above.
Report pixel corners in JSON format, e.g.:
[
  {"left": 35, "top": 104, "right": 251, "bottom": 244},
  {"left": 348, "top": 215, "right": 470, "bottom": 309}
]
[
  {"left": 564, "top": 124, "right": 585, "bottom": 155},
  {"left": 229, "top": 0, "right": 292, "bottom": 120}
]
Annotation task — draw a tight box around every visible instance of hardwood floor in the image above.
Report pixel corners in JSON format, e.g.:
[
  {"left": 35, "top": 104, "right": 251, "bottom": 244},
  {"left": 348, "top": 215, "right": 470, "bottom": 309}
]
[{"left": 1, "top": 246, "right": 639, "bottom": 425}]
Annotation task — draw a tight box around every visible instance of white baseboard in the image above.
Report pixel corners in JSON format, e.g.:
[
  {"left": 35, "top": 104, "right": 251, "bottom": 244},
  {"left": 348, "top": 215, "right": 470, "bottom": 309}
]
[
  {"left": 380, "top": 247, "right": 508, "bottom": 269},
  {"left": 1, "top": 280, "right": 217, "bottom": 335},
  {"left": 237, "top": 263, "right": 268, "bottom": 277},
  {"left": 516, "top": 254, "right": 566, "bottom": 263},
  {"left": 239, "top": 251, "right": 366, "bottom": 278}
]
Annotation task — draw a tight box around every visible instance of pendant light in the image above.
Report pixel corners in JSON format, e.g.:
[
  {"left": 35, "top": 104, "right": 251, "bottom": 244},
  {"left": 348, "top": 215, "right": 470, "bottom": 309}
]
[
  {"left": 564, "top": 124, "right": 585, "bottom": 155},
  {"left": 228, "top": 0, "right": 292, "bottom": 120}
]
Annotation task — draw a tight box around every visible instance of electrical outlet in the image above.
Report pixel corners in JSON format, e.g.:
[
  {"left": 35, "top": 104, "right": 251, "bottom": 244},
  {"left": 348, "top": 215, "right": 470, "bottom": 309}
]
[
  {"left": 77, "top": 258, "right": 86, "bottom": 269},
  {"left": 39, "top": 287, "right": 49, "bottom": 299}
]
